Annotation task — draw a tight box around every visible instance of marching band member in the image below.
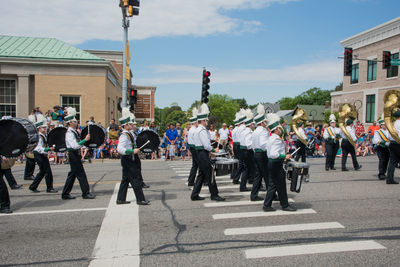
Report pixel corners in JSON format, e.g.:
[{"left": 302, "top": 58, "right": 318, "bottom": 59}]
[
  {"left": 250, "top": 104, "right": 269, "bottom": 201},
  {"left": 61, "top": 107, "right": 96, "bottom": 200},
  {"left": 294, "top": 121, "right": 307, "bottom": 162},
  {"left": 0, "top": 157, "right": 12, "bottom": 213},
  {"left": 323, "top": 114, "right": 341, "bottom": 171},
  {"left": 373, "top": 117, "right": 391, "bottom": 180},
  {"left": 191, "top": 103, "right": 225, "bottom": 201},
  {"left": 116, "top": 108, "right": 149, "bottom": 205},
  {"left": 386, "top": 110, "right": 400, "bottom": 184},
  {"left": 340, "top": 119, "right": 362, "bottom": 171},
  {"left": 231, "top": 109, "right": 246, "bottom": 184},
  {"left": 239, "top": 109, "right": 255, "bottom": 191},
  {"left": 187, "top": 108, "right": 201, "bottom": 187},
  {"left": 130, "top": 118, "right": 150, "bottom": 189},
  {"left": 263, "top": 113, "right": 296, "bottom": 212},
  {"left": 29, "top": 114, "right": 58, "bottom": 193}
]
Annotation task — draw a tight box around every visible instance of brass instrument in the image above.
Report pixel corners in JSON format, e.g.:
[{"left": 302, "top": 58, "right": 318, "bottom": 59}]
[
  {"left": 384, "top": 90, "right": 400, "bottom": 144},
  {"left": 292, "top": 107, "right": 308, "bottom": 145},
  {"left": 338, "top": 103, "right": 357, "bottom": 147}
]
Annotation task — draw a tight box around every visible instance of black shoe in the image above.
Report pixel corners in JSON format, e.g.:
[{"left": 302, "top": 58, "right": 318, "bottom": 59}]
[
  {"left": 331, "top": 167, "right": 336, "bottom": 170},
  {"left": 211, "top": 195, "right": 225, "bottom": 201},
  {"left": 62, "top": 194, "right": 76, "bottom": 200},
  {"left": 240, "top": 188, "right": 251, "bottom": 192},
  {"left": 0, "top": 208, "right": 12, "bottom": 214},
  {"left": 46, "top": 188, "right": 58, "bottom": 193},
  {"left": 11, "top": 184, "right": 22, "bottom": 190},
  {"left": 191, "top": 196, "right": 205, "bottom": 201},
  {"left": 116, "top": 200, "right": 131, "bottom": 205},
  {"left": 342, "top": 168, "right": 349, "bottom": 171},
  {"left": 354, "top": 165, "right": 362, "bottom": 171},
  {"left": 232, "top": 180, "right": 240, "bottom": 184},
  {"left": 251, "top": 196, "right": 264, "bottom": 201},
  {"left": 82, "top": 193, "right": 96, "bottom": 199},
  {"left": 378, "top": 174, "right": 386, "bottom": 180},
  {"left": 188, "top": 182, "right": 194, "bottom": 186},
  {"left": 137, "top": 200, "right": 150, "bottom": 205},
  {"left": 282, "top": 205, "right": 297, "bottom": 211},
  {"left": 24, "top": 176, "right": 34, "bottom": 180},
  {"left": 325, "top": 168, "right": 329, "bottom": 171},
  {"left": 262, "top": 206, "right": 276, "bottom": 212},
  {"left": 142, "top": 183, "right": 150, "bottom": 188},
  {"left": 29, "top": 188, "right": 40, "bottom": 193},
  {"left": 387, "top": 180, "right": 399, "bottom": 184}
]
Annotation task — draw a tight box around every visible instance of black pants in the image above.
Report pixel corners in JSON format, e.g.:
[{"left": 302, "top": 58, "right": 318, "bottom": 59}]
[
  {"left": 387, "top": 143, "right": 400, "bottom": 181},
  {"left": 377, "top": 146, "right": 390, "bottom": 176},
  {"left": 135, "top": 154, "right": 145, "bottom": 185},
  {"left": 24, "top": 157, "right": 36, "bottom": 179},
  {"left": 30, "top": 152, "right": 54, "bottom": 191},
  {"left": 62, "top": 150, "right": 90, "bottom": 197},
  {"left": 0, "top": 169, "right": 10, "bottom": 210},
  {"left": 191, "top": 150, "right": 219, "bottom": 198},
  {"left": 264, "top": 160, "right": 289, "bottom": 208},
  {"left": 251, "top": 152, "right": 269, "bottom": 200},
  {"left": 240, "top": 149, "right": 255, "bottom": 190},
  {"left": 188, "top": 147, "right": 198, "bottom": 184},
  {"left": 3, "top": 169, "right": 17, "bottom": 187},
  {"left": 232, "top": 144, "right": 245, "bottom": 182},
  {"left": 325, "top": 141, "right": 339, "bottom": 169},
  {"left": 117, "top": 155, "right": 145, "bottom": 202},
  {"left": 295, "top": 140, "right": 306, "bottom": 162},
  {"left": 341, "top": 140, "right": 359, "bottom": 169}
]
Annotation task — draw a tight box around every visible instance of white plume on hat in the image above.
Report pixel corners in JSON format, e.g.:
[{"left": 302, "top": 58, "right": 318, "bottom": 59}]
[
  {"left": 28, "top": 114, "right": 36, "bottom": 123},
  {"left": 192, "top": 107, "right": 198, "bottom": 118},
  {"left": 329, "top": 114, "right": 336, "bottom": 123},
  {"left": 200, "top": 103, "right": 209, "bottom": 115},
  {"left": 234, "top": 111, "right": 240, "bottom": 121},
  {"left": 121, "top": 107, "right": 130, "bottom": 119},
  {"left": 256, "top": 103, "right": 265, "bottom": 116},
  {"left": 35, "top": 114, "right": 47, "bottom": 128},
  {"left": 66, "top": 107, "right": 77, "bottom": 118},
  {"left": 244, "top": 109, "right": 253, "bottom": 120},
  {"left": 266, "top": 113, "right": 282, "bottom": 131}
]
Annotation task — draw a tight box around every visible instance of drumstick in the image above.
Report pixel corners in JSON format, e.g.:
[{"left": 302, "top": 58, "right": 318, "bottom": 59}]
[
  {"left": 138, "top": 140, "right": 150, "bottom": 150},
  {"left": 290, "top": 147, "right": 301, "bottom": 157}
]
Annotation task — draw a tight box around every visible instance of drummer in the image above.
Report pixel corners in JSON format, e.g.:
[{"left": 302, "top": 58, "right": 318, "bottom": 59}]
[
  {"left": 61, "top": 107, "right": 96, "bottom": 200},
  {"left": 250, "top": 104, "right": 269, "bottom": 201},
  {"left": 0, "top": 157, "right": 12, "bottom": 213},
  {"left": 231, "top": 109, "right": 246, "bottom": 184},
  {"left": 130, "top": 117, "right": 150, "bottom": 189},
  {"left": 191, "top": 103, "right": 225, "bottom": 201},
  {"left": 29, "top": 114, "right": 58, "bottom": 193}
]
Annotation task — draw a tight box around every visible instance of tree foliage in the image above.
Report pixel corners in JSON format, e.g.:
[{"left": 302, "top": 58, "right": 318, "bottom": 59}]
[{"left": 278, "top": 87, "right": 333, "bottom": 110}]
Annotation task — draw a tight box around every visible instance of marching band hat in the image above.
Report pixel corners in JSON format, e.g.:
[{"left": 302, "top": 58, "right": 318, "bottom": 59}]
[
  {"left": 190, "top": 107, "right": 198, "bottom": 123},
  {"left": 34, "top": 114, "right": 47, "bottom": 128},
  {"left": 237, "top": 108, "right": 246, "bottom": 124},
  {"left": 266, "top": 113, "right": 282, "bottom": 132},
  {"left": 119, "top": 107, "right": 133, "bottom": 126},
  {"left": 64, "top": 107, "right": 78, "bottom": 122},
  {"left": 346, "top": 118, "right": 353, "bottom": 125},
  {"left": 254, "top": 104, "right": 267, "bottom": 125},
  {"left": 394, "top": 109, "right": 400, "bottom": 118},
  {"left": 197, "top": 103, "right": 209, "bottom": 121},
  {"left": 378, "top": 113, "right": 385, "bottom": 125},
  {"left": 329, "top": 114, "right": 336, "bottom": 123},
  {"left": 244, "top": 109, "right": 254, "bottom": 126},
  {"left": 297, "top": 121, "right": 304, "bottom": 127}
]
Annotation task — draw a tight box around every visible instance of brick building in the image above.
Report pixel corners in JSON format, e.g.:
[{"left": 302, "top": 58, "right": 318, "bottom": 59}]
[{"left": 331, "top": 17, "right": 400, "bottom": 125}]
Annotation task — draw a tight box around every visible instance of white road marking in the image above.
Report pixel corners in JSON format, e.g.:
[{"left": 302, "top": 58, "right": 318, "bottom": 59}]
[
  {"left": 245, "top": 240, "right": 385, "bottom": 259},
  {"left": 225, "top": 222, "right": 344, "bottom": 236},
  {"left": 200, "top": 191, "right": 252, "bottom": 197},
  {"left": 204, "top": 199, "right": 294, "bottom": 208},
  {"left": 213, "top": 209, "right": 316, "bottom": 220},
  {"left": 0, "top": 207, "right": 107, "bottom": 216},
  {"left": 217, "top": 185, "right": 240, "bottom": 190},
  {"left": 89, "top": 183, "right": 140, "bottom": 267}
]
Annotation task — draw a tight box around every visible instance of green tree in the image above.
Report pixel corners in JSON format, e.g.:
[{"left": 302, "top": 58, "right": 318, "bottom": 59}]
[
  {"left": 278, "top": 87, "right": 333, "bottom": 110},
  {"left": 165, "top": 110, "right": 188, "bottom": 126}
]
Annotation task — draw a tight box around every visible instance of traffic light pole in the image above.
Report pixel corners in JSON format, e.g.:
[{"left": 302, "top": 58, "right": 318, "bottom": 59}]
[{"left": 121, "top": 10, "right": 129, "bottom": 108}]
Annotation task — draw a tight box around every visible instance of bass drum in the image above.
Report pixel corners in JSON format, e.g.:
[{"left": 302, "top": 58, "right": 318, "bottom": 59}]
[
  {"left": 0, "top": 117, "right": 39, "bottom": 157},
  {"left": 48, "top": 127, "right": 68, "bottom": 152},
  {"left": 81, "top": 124, "right": 106, "bottom": 148},
  {"left": 136, "top": 130, "right": 160, "bottom": 153}
]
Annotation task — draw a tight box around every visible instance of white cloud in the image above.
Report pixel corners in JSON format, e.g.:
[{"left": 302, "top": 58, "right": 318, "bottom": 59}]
[
  {"left": 0, "top": 0, "right": 296, "bottom": 44},
  {"left": 135, "top": 60, "right": 342, "bottom": 85}
]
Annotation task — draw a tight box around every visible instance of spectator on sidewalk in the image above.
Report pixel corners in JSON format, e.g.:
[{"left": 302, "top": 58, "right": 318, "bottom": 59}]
[
  {"left": 218, "top": 123, "right": 229, "bottom": 150},
  {"left": 164, "top": 124, "right": 178, "bottom": 160}
]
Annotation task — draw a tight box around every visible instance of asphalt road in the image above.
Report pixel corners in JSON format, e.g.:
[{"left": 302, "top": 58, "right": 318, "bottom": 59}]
[{"left": 1, "top": 155, "right": 400, "bottom": 266}]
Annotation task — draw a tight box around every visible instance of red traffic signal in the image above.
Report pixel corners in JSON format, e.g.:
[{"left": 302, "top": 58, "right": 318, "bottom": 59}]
[
  {"left": 344, "top": 47, "right": 353, "bottom": 76},
  {"left": 382, "top": 51, "right": 391, "bottom": 69},
  {"left": 201, "top": 69, "right": 211, "bottom": 103}
]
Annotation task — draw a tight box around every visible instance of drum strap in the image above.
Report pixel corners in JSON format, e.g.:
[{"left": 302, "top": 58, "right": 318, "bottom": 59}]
[
  {"left": 377, "top": 130, "right": 389, "bottom": 143},
  {"left": 125, "top": 133, "right": 136, "bottom": 148},
  {"left": 40, "top": 134, "right": 48, "bottom": 146},
  {"left": 72, "top": 129, "right": 81, "bottom": 141}
]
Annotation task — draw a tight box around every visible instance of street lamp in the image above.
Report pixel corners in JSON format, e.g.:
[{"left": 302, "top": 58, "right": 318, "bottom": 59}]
[{"left": 354, "top": 100, "right": 362, "bottom": 120}]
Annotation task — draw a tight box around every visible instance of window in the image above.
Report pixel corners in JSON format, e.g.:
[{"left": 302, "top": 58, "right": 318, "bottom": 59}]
[
  {"left": 0, "top": 79, "right": 16, "bottom": 118},
  {"left": 367, "top": 60, "right": 377, "bottom": 81},
  {"left": 366, "top": 94, "right": 375, "bottom": 123},
  {"left": 387, "top": 52, "right": 399, "bottom": 78},
  {"left": 61, "top": 95, "right": 81, "bottom": 122},
  {"left": 351, "top": 63, "right": 359, "bottom": 84}
]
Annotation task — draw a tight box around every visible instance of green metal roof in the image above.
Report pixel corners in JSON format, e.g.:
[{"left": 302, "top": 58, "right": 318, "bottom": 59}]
[{"left": 0, "top": 35, "right": 104, "bottom": 61}]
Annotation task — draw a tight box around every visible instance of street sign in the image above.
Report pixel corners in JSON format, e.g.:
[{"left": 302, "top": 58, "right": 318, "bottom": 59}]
[{"left": 391, "top": 59, "right": 400, "bottom": 66}]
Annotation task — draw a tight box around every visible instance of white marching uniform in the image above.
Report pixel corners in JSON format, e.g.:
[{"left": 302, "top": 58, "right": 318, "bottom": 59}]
[{"left": 252, "top": 126, "right": 269, "bottom": 152}]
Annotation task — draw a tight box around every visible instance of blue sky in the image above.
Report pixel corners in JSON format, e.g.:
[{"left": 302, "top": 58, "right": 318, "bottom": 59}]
[{"left": 2, "top": 0, "right": 400, "bottom": 109}]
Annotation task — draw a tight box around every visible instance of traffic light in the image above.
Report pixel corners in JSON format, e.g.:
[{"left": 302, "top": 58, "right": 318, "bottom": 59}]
[
  {"left": 201, "top": 69, "right": 211, "bottom": 103},
  {"left": 128, "top": 0, "right": 140, "bottom": 16},
  {"left": 344, "top": 47, "right": 353, "bottom": 76},
  {"left": 382, "top": 51, "right": 391, "bottom": 69},
  {"left": 129, "top": 89, "right": 137, "bottom": 111}
]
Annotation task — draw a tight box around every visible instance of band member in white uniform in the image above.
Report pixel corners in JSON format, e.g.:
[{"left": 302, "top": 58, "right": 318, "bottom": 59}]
[
  {"left": 187, "top": 108, "right": 201, "bottom": 186},
  {"left": 238, "top": 109, "right": 255, "bottom": 191},
  {"left": 231, "top": 109, "right": 246, "bottom": 184},
  {"left": 294, "top": 121, "right": 307, "bottom": 162},
  {"left": 323, "top": 114, "right": 341, "bottom": 171},
  {"left": 373, "top": 117, "right": 391, "bottom": 180},
  {"left": 340, "top": 119, "right": 361, "bottom": 171},
  {"left": 386, "top": 110, "right": 400, "bottom": 184}
]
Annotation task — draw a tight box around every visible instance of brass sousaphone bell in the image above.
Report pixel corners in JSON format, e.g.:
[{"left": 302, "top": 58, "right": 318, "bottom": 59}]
[
  {"left": 338, "top": 103, "right": 358, "bottom": 147},
  {"left": 292, "top": 107, "right": 308, "bottom": 145},
  {"left": 384, "top": 90, "right": 400, "bottom": 144}
]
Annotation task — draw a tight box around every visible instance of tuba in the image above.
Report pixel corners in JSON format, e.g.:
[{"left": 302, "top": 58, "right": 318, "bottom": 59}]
[
  {"left": 338, "top": 103, "right": 357, "bottom": 147},
  {"left": 384, "top": 90, "right": 400, "bottom": 144},
  {"left": 292, "top": 107, "right": 308, "bottom": 145}
]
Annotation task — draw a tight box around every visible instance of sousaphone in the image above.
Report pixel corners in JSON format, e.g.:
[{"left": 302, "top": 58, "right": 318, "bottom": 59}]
[
  {"left": 338, "top": 103, "right": 358, "bottom": 147},
  {"left": 384, "top": 90, "right": 400, "bottom": 144},
  {"left": 292, "top": 107, "right": 308, "bottom": 145}
]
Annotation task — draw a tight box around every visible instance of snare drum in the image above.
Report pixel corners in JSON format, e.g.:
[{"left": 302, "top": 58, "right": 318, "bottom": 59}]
[
  {"left": 81, "top": 124, "right": 106, "bottom": 148},
  {"left": 286, "top": 161, "right": 310, "bottom": 193},
  {"left": 0, "top": 117, "right": 39, "bottom": 157},
  {"left": 215, "top": 158, "right": 239, "bottom": 176}
]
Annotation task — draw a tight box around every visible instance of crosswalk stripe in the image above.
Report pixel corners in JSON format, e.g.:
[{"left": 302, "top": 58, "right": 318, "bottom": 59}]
[
  {"left": 213, "top": 209, "right": 316, "bottom": 220},
  {"left": 245, "top": 240, "right": 385, "bottom": 259},
  {"left": 217, "top": 185, "right": 240, "bottom": 190},
  {"left": 204, "top": 199, "right": 294, "bottom": 208},
  {"left": 200, "top": 191, "right": 252, "bottom": 197},
  {"left": 225, "top": 222, "right": 344, "bottom": 236}
]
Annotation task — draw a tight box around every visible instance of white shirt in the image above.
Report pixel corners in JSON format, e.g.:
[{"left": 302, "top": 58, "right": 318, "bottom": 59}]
[
  {"left": 267, "top": 133, "right": 286, "bottom": 159},
  {"left": 232, "top": 127, "right": 238, "bottom": 143},
  {"left": 323, "top": 126, "right": 341, "bottom": 140},
  {"left": 373, "top": 128, "right": 391, "bottom": 146},
  {"left": 34, "top": 132, "right": 48, "bottom": 155},
  {"left": 209, "top": 130, "right": 216, "bottom": 141},
  {"left": 117, "top": 130, "right": 134, "bottom": 155},
  {"left": 298, "top": 127, "right": 307, "bottom": 140},
  {"left": 252, "top": 126, "right": 269, "bottom": 151},
  {"left": 195, "top": 125, "right": 212, "bottom": 151},
  {"left": 188, "top": 125, "right": 196, "bottom": 145},
  {"left": 218, "top": 128, "right": 229, "bottom": 140},
  {"left": 395, "top": 120, "right": 400, "bottom": 136},
  {"left": 66, "top": 127, "right": 82, "bottom": 150},
  {"left": 340, "top": 125, "right": 357, "bottom": 142},
  {"left": 240, "top": 127, "right": 253, "bottom": 149}
]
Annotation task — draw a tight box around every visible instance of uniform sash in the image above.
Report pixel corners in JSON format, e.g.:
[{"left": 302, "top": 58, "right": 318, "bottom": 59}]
[
  {"left": 327, "top": 127, "right": 335, "bottom": 137},
  {"left": 376, "top": 130, "right": 389, "bottom": 143}
]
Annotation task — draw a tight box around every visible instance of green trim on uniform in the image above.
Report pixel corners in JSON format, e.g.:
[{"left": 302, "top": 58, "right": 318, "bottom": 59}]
[
  {"left": 119, "top": 117, "right": 130, "bottom": 125},
  {"left": 394, "top": 110, "right": 400, "bottom": 118},
  {"left": 346, "top": 119, "right": 353, "bottom": 125},
  {"left": 195, "top": 146, "right": 204, "bottom": 150},
  {"left": 35, "top": 121, "right": 44, "bottom": 128},
  {"left": 125, "top": 149, "right": 134, "bottom": 155},
  {"left": 244, "top": 118, "right": 253, "bottom": 126},
  {"left": 197, "top": 114, "right": 208, "bottom": 120},
  {"left": 64, "top": 115, "right": 75, "bottom": 122},
  {"left": 237, "top": 116, "right": 246, "bottom": 123},
  {"left": 78, "top": 140, "right": 86, "bottom": 145},
  {"left": 268, "top": 121, "right": 280, "bottom": 130},
  {"left": 190, "top": 117, "right": 197, "bottom": 123},
  {"left": 254, "top": 148, "right": 264, "bottom": 153},
  {"left": 44, "top": 147, "right": 50, "bottom": 152},
  {"left": 240, "top": 145, "right": 247, "bottom": 149},
  {"left": 254, "top": 115, "right": 265, "bottom": 124},
  {"left": 278, "top": 154, "right": 286, "bottom": 160},
  {"left": 233, "top": 142, "right": 240, "bottom": 145}
]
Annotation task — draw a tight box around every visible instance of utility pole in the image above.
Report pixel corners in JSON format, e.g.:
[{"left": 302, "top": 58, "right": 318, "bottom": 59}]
[{"left": 121, "top": 8, "right": 129, "bottom": 108}]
